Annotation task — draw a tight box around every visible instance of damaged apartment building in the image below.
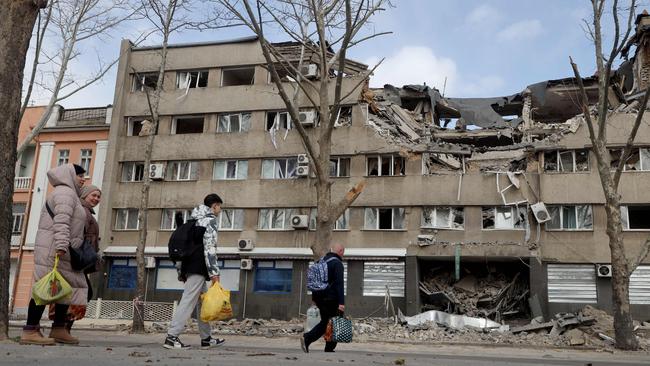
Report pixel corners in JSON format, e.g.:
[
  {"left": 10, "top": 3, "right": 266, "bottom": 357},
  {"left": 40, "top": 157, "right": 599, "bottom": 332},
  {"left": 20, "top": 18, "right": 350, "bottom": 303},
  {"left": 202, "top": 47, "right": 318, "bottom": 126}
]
[{"left": 97, "top": 16, "right": 649, "bottom": 323}]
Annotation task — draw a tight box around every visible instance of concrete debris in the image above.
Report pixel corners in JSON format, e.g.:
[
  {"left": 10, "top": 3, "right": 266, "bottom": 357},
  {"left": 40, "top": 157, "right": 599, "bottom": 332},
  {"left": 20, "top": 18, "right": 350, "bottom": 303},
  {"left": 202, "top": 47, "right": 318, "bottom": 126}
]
[
  {"left": 565, "top": 328, "right": 586, "bottom": 346},
  {"left": 402, "top": 310, "right": 504, "bottom": 331}
]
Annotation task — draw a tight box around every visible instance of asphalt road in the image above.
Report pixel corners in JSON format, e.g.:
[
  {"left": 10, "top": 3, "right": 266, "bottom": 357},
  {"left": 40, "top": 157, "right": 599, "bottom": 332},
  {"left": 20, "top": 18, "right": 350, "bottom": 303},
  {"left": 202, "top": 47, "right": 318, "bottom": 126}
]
[{"left": 2, "top": 329, "right": 650, "bottom": 366}]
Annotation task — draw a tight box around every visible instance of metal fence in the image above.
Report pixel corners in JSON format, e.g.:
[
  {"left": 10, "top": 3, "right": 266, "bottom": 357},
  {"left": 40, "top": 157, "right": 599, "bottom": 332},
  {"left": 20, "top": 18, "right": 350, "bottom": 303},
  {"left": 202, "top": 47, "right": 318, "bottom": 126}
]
[{"left": 86, "top": 299, "right": 177, "bottom": 322}]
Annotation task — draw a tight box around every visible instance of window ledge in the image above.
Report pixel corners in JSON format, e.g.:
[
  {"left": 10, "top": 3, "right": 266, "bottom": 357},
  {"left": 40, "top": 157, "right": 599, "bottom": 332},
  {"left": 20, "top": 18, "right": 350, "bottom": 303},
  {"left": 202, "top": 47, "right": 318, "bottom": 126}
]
[
  {"left": 360, "top": 229, "right": 408, "bottom": 232},
  {"left": 545, "top": 229, "right": 594, "bottom": 232},
  {"left": 420, "top": 227, "right": 465, "bottom": 231},
  {"left": 257, "top": 229, "right": 294, "bottom": 232},
  {"left": 623, "top": 229, "right": 650, "bottom": 232},
  {"left": 543, "top": 171, "right": 591, "bottom": 174},
  {"left": 365, "top": 175, "right": 407, "bottom": 178},
  {"left": 113, "top": 229, "right": 140, "bottom": 232},
  {"left": 481, "top": 228, "right": 526, "bottom": 231}
]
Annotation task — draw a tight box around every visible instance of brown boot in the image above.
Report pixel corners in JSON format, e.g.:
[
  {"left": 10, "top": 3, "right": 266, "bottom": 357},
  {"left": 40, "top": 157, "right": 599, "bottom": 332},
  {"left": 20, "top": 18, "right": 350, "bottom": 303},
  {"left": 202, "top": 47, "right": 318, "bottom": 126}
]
[
  {"left": 49, "top": 326, "right": 79, "bottom": 344},
  {"left": 20, "top": 328, "right": 55, "bottom": 345}
]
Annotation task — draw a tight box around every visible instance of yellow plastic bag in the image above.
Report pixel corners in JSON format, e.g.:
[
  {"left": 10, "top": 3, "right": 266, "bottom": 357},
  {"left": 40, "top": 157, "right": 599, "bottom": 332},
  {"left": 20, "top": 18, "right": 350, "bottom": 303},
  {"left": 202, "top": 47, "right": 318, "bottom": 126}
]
[
  {"left": 32, "top": 255, "right": 72, "bottom": 306},
  {"left": 200, "top": 282, "right": 233, "bottom": 322}
]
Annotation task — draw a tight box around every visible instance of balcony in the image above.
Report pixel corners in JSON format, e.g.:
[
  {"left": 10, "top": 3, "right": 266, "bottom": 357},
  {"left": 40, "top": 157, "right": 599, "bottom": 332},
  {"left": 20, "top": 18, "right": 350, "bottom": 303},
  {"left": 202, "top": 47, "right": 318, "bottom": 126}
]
[
  {"left": 10, "top": 235, "right": 21, "bottom": 247},
  {"left": 14, "top": 177, "right": 31, "bottom": 190}
]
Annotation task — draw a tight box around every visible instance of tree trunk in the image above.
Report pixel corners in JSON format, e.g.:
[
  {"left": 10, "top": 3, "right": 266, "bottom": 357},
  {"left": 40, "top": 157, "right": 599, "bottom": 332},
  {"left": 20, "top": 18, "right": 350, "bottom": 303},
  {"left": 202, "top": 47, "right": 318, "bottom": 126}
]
[
  {"left": 314, "top": 179, "right": 333, "bottom": 259},
  {"left": 0, "top": 0, "right": 43, "bottom": 340}
]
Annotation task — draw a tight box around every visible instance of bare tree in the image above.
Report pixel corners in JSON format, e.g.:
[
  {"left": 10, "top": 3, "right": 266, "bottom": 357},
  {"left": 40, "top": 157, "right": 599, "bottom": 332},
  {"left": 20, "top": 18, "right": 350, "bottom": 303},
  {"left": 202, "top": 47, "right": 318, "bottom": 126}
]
[
  {"left": 570, "top": 0, "right": 650, "bottom": 350},
  {"left": 16, "top": 0, "right": 139, "bottom": 157},
  {"left": 130, "top": 0, "right": 216, "bottom": 333},
  {"left": 217, "top": 0, "right": 390, "bottom": 258},
  {"left": 0, "top": 0, "right": 48, "bottom": 341}
]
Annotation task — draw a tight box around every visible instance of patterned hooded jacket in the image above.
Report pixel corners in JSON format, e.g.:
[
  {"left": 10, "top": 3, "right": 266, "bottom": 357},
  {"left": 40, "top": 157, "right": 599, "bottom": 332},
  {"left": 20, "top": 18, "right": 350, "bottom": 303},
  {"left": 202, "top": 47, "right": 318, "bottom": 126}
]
[{"left": 191, "top": 204, "right": 220, "bottom": 277}]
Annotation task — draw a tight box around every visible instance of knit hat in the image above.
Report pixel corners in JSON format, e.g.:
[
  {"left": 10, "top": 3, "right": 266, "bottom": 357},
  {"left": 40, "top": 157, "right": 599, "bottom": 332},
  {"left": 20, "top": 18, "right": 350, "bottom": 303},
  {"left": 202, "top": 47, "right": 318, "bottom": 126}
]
[
  {"left": 73, "top": 164, "right": 86, "bottom": 176},
  {"left": 80, "top": 185, "right": 101, "bottom": 199},
  {"left": 204, "top": 193, "right": 223, "bottom": 207}
]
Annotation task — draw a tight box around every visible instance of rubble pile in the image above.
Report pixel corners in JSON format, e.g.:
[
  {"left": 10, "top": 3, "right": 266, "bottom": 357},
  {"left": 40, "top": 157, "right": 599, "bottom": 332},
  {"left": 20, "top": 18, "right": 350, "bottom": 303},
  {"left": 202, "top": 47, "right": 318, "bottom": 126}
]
[{"left": 419, "top": 269, "right": 529, "bottom": 321}]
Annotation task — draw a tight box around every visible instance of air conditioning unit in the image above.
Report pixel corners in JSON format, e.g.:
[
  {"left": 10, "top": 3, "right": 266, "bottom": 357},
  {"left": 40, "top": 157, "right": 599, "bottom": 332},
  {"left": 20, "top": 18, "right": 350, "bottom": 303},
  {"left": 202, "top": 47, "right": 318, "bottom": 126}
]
[
  {"left": 238, "top": 239, "right": 254, "bottom": 251},
  {"left": 597, "top": 264, "right": 612, "bottom": 277},
  {"left": 531, "top": 202, "right": 551, "bottom": 223},
  {"left": 298, "top": 110, "right": 316, "bottom": 127},
  {"left": 291, "top": 214, "right": 309, "bottom": 229},
  {"left": 240, "top": 258, "right": 253, "bottom": 270},
  {"left": 149, "top": 163, "right": 165, "bottom": 180},
  {"left": 297, "top": 153, "right": 309, "bottom": 165},
  {"left": 300, "top": 63, "right": 318, "bottom": 79},
  {"left": 144, "top": 256, "right": 156, "bottom": 269},
  {"left": 296, "top": 165, "right": 309, "bottom": 177}
]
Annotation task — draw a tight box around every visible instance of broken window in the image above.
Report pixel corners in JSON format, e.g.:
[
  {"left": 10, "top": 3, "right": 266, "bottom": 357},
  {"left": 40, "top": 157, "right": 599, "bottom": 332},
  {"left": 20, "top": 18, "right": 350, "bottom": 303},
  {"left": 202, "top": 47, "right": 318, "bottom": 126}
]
[
  {"left": 422, "top": 153, "right": 464, "bottom": 173},
  {"left": 219, "top": 209, "right": 245, "bottom": 230},
  {"left": 126, "top": 117, "right": 152, "bottom": 136},
  {"left": 217, "top": 112, "right": 251, "bottom": 133},
  {"left": 364, "top": 208, "right": 405, "bottom": 230},
  {"left": 172, "top": 116, "right": 204, "bottom": 134},
  {"left": 482, "top": 206, "right": 527, "bottom": 230},
  {"left": 330, "top": 157, "right": 351, "bottom": 177},
  {"left": 545, "top": 205, "right": 593, "bottom": 230},
  {"left": 213, "top": 160, "right": 248, "bottom": 180},
  {"left": 366, "top": 155, "right": 405, "bottom": 176},
  {"left": 121, "top": 162, "right": 145, "bottom": 182},
  {"left": 266, "top": 111, "right": 291, "bottom": 131},
  {"left": 165, "top": 161, "right": 198, "bottom": 181},
  {"left": 309, "top": 208, "right": 350, "bottom": 230},
  {"left": 132, "top": 73, "right": 158, "bottom": 92},
  {"left": 261, "top": 158, "right": 298, "bottom": 179},
  {"left": 176, "top": 70, "right": 208, "bottom": 89},
  {"left": 421, "top": 207, "right": 464, "bottom": 229},
  {"left": 334, "top": 106, "right": 352, "bottom": 127},
  {"left": 610, "top": 148, "right": 650, "bottom": 171},
  {"left": 544, "top": 150, "right": 590, "bottom": 172},
  {"left": 115, "top": 208, "right": 140, "bottom": 230},
  {"left": 161, "top": 209, "right": 192, "bottom": 230},
  {"left": 621, "top": 205, "right": 650, "bottom": 230},
  {"left": 258, "top": 208, "right": 294, "bottom": 230},
  {"left": 221, "top": 67, "right": 255, "bottom": 86}
]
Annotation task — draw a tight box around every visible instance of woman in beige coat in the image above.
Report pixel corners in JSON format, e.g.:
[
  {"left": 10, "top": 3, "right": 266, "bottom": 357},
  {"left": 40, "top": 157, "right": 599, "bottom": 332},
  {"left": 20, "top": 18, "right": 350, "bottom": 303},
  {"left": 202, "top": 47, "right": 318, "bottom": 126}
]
[{"left": 20, "top": 164, "right": 88, "bottom": 345}]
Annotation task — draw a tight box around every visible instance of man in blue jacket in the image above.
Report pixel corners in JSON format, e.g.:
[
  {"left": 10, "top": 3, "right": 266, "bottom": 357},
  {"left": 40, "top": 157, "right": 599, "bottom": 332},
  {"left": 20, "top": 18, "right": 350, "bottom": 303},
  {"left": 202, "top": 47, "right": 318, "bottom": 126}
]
[{"left": 302, "top": 243, "right": 345, "bottom": 353}]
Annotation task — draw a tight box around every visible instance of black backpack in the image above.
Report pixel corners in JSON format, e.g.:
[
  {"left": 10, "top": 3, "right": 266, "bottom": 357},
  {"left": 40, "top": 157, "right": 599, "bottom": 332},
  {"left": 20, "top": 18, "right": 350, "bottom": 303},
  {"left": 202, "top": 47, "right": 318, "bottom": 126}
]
[{"left": 168, "top": 219, "right": 203, "bottom": 262}]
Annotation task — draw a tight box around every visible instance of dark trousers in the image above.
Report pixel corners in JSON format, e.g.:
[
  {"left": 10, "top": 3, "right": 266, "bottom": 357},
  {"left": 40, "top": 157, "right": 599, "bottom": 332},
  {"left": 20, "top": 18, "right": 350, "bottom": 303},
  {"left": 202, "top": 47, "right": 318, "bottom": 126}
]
[
  {"left": 25, "top": 298, "right": 69, "bottom": 329},
  {"left": 304, "top": 298, "right": 338, "bottom": 352}
]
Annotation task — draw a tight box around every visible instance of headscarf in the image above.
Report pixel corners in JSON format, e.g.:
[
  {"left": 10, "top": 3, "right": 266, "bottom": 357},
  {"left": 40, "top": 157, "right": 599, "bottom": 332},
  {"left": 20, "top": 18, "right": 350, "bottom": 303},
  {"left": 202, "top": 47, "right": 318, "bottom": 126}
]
[{"left": 80, "top": 185, "right": 101, "bottom": 200}]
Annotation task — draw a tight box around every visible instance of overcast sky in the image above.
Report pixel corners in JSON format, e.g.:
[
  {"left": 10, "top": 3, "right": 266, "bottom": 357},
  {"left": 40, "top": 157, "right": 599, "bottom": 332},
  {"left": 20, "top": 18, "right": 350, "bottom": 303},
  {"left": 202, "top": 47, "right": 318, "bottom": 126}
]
[{"left": 36, "top": 0, "right": 607, "bottom": 109}]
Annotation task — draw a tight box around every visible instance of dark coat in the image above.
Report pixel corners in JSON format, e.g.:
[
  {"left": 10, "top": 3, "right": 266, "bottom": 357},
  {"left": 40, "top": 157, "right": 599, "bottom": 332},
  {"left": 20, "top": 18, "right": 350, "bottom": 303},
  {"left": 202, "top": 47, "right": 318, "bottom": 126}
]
[{"left": 313, "top": 252, "right": 345, "bottom": 305}]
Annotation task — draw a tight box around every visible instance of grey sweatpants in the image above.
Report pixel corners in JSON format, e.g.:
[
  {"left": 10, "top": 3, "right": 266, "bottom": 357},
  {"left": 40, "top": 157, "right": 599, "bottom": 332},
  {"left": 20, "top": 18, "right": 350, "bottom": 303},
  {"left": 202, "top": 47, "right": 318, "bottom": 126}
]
[{"left": 168, "top": 274, "right": 211, "bottom": 339}]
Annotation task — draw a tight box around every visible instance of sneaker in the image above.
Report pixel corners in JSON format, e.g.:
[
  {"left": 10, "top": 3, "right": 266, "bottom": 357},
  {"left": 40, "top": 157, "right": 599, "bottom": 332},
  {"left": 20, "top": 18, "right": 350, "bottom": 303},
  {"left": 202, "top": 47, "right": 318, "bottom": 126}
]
[
  {"left": 201, "top": 336, "right": 225, "bottom": 348},
  {"left": 300, "top": 336, "right": 309, "bottom": 353},
  {"left": 163, "top": 335, "right": 190, "bottom": 350}
]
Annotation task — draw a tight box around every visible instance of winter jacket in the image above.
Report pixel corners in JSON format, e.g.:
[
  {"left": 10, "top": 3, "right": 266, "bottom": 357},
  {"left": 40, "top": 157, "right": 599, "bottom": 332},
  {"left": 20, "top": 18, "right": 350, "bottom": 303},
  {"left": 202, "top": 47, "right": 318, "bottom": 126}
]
[
  {"left": 81, "top": 201, "right": 102, "bottom": 273},
  {"left": 180, "top": 205, "right": 220, "bottom": 280},
  {"left": 33, "top": 164, "right": 88, "bottom": 305},
  {"left": 313, "top": 252, "right": 345, "bottom": 306}
]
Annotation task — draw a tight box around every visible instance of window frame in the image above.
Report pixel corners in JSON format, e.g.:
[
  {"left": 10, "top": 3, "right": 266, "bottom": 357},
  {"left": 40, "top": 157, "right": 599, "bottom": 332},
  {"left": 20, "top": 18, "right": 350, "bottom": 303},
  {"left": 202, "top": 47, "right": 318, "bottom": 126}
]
[
  {"left": 121, "top": 162, "right": 145, "bottom": 182},
  {"left": 213, "top": 159, "right": 248, "bottom": 180},
  {"left": 79, "top": 149, "right": 92, "bottom": 176},
  {"left": 175, "top": 70, "right": 208, "bottom": 89},
  {"left": 160, "top": 208, "right": 192, "bottom": 231},
  {"left": 166, "top": 161, "right": 198, "bottom": 181},
  {"left": 621, "top": 205, "right": 650, "bottom": 231},
  {"left": 57, "top": 149, "right": 70, "bottom": 166},
  {"left": 12, "top": 203, "right": 26, "bottom": 235},
  {"left": 265, "top": 111, "right": 292, "bottom": 131},
  {"left": 363, "top": 207, "right": 406, "bottom": 230},
  {"left": 481, "top": 206, "right": 527, "bottom": 230},
  {"left": 545, "top": 205, "right": 593, "bottom": 231},
  {"left": 115, "top": 208, "right": 140, "bottom": 231},
  {"left": 309, "top": 208, "right": 350, "bottom": 231},
  {"left": 258, "top": 208, "right": 295, "bottom": 230},
  {"left": 329, "top": 157, "right": 351, "bottom": 177},
  {"left": 171, "top": 115, "right": 205, "bottom": 135},
  {"left": 217, "top": 112, "right": 252, "bottom": 133},
  {"left": 610, "top": 147, "right": 650, "bottom": 172},
  {"left": 544, "top": 149, "right": 590, "bottom": 173},
  {"left": 421, "top": 206, "right": 465, "bottom": 230},
  {"left": 366, "top": 154, "right": 406, "bottom": 176},
  {"left": 253, "top": 260, "right": 293, "bottom": 293},
  {"left": 132, "top": 73, "right": 158, "bottom": 92},
  {"left": 108, "top": 258, "right": 137, "bottom": 289},
  {"left": 221, "top": 66, "right": 255, "bottom": 87},
  {"left": 218, "top": 209, "right": 245, "bottom": 231},
  {"left": 261, "top": 158, "right": 298, "bottom": 179}
]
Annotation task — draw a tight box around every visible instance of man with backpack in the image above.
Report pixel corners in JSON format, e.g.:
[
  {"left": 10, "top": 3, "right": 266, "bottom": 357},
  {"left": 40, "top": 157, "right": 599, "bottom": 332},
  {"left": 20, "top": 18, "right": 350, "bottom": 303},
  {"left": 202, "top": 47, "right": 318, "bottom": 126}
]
[
  {"left": 301, "top": 243, "right": 345, "bottom": 353},
  {"left": 163, "top": 193, "right": 226, "bottom": 349}
]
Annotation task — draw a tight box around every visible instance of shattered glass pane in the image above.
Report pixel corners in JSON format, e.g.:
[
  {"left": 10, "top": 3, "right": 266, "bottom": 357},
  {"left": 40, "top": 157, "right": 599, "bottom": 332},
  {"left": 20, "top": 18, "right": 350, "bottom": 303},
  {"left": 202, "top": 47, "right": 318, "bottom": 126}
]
[
  {"left": 435, "top": 207, "right": 450, "bottom": 228},
  {"left": 513, "top": 206, "right": 527, "bottom": 229},
  {"left": 575, "top": 150, "right": 589, "bottom": 171},
  {"left": 625, "top": 149, "right": 641, "bottom": 171},
  {"left": 127, "top": 209, "right": 139, "bottom": 230},
  {"left": 367, "top": 157, "right": 379, "bottom": 176},
  {"left": 641, "top": 148, "right": 650, "bottom": 171},
  {"left": 198, "top": 71, "right": 208, "bottom": 87},
  {"left": 380, "top": 155, "right": 392, "bottom": 176},
  {"left": 339, "top": 158, "right": 350, "bottom": 176},
  {"left": 178, "top": 161, "right": 190, "bottom": 180},
  {"left": 562, "top": 206, "right": 577, "bottom": 229},
  {"left": 451, "top": 207, "right": 464, "bottom": 229},
  {"left": 161, "top": 209, "right": 174, "bottom": 230},
  {"left": 626, "top": 205, "right": 650, "bottom": 229},
  {"left": 277, "top": 159, "right": 287, "bottom": 178},
  {"left": 309, "top": 209, "right": 317, "bottom": 230},
  {"left": 393, "top": 208, "right": 405, "bottom": 229},
  {"left": 576, "top": 205, "right": 593, "bottom": 229},
  {"left": 241, "top": 113, "right": 251, "bottom": 132},
  {"left": 258, "top": 209, "right": 269, "bottom": 229},
  {"left": 283, "top": 209, "right": 294, "bottom": 228},
  {"left": 495, "top": 207, "right": 513, "bottom": 229},
  {"left": 261, "top": 160, "right": 274, "bottom": 179},
  {"left": 226, "top": 161, "right": 237, "bottom": 178},
  {"left": 287, "top": 158, "right": 297, "bottom": 178},
  {"left": 266, "top": 112, "right": 276, "bottom": 131},
  {"left": 481, "top": 207, "right": 495, "bottom": 229},
  {"left": 280, "top": 112, "right": 290, "bottom": 129},
  {"left": 236, "top": 160, "right": 248, "bottom": 179},
  {"left": 421, "top": 208, "right": 434, "bottom": 228},
  {"left": 329, "top": 159, "right": 338, "bottom": 177},
  {"left": 546, "top": 206, "right": 561, "bottom": 230},
  {"left": 271, "top": 209, "right": 284, "bottom": 229},
  {"left": 335, "top": 210, "right": 349, "bottom": 230},
  {"left": 234, "top": 209, "right": 244, "bottom": 229},
  {"left": 176, "top": 72, "right": 189, "bottom": 89},
  {"left": 559, "top": 151, "right": 574, "bottom": 172},
  {"left": 213, "top": 161, "right": 225, "bottom": 179},
  {"left": 221, "top": 210, "right": 234, "bottom": 229},
  {"left": 544, "top": 151, "right": 558, "bottom": 172},
  {"left": 218, "top": 115, "right": 229, "bottom": 133},
  {"left": 364, "top": 208, "right": 377, "bottom": 229},
  {"left": 394, "top": 157, "right": 405, "bottom": 176},
  {"left": 189, "top": 161, "right": 198, "bottom": 180},
  {"left": 230, "top": 114, "right": 240, "bottom": 132},
  {"left": 621, "top": 206, "right": 629, "bottom": 229}
]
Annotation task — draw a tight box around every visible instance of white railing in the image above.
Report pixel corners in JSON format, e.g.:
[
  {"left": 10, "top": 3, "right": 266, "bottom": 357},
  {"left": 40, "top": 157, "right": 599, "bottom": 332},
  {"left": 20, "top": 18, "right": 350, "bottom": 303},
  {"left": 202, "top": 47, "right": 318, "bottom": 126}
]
[
  {"left": 10, "top": 235, "right": 21, "bottom": 247},
  {"left": 14, "top": 177, "right": 31, "bottom": 190}
]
